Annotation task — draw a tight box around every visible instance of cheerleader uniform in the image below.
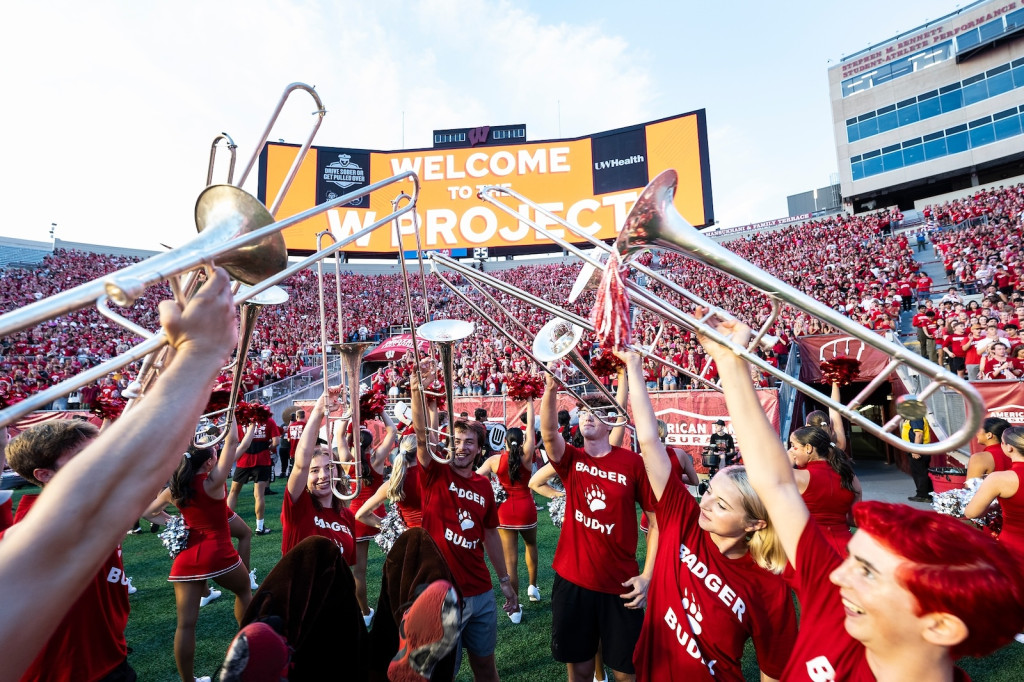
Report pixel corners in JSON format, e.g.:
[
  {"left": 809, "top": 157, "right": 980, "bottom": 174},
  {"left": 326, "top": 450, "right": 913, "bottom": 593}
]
[
  {"left": 349, "top": 463, "right": 385, "bottom": 541},
  {"left": 169, "top": 474, "right": 242, "bottom": 582},
  {"left": 801, "top": 460, "right": 855, "bottom": 557},
  {"left": 495, "top": 449, "right": 537, "bottom": 530},
  {"left": 396, "top": 463, "right": 423, "bottom": 528},
  {"left": 986, "top": 442, "right": 1013, "bottom": 472},
  {"left": 998, "top": 462, "right": 1024, "bottom": 564}
]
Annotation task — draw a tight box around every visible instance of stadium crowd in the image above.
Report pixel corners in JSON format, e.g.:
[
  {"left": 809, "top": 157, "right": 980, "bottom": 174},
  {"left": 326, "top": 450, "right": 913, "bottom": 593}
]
[{"left": 3, "top": 184, "right": 1024, "bottom": 412}]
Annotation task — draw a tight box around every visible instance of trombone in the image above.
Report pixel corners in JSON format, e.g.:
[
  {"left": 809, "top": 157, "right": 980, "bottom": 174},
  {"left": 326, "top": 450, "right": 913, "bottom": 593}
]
[
  {"left": 475, "top": 170, "right": 984, "bottom": 456},
  {"left": 0, "top": 83, "right": 420, "bottom": 429}
]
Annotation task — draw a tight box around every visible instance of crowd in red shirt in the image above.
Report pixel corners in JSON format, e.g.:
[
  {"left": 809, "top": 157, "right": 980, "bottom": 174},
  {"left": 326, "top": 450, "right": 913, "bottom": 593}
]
[{"left": 4, "top": 184, "right": 1024, "bottom": 411}]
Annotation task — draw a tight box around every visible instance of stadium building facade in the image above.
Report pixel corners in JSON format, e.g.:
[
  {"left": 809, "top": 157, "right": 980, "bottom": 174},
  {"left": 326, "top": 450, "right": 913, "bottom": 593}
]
[{"left": 830, "top": 0, "right": 1024, "bottom": 211}]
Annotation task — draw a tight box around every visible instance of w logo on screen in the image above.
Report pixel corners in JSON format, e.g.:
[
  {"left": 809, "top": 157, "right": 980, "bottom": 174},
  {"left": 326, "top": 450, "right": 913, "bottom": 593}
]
[{"left": 468, "top": 126, "right": 491, "bottom": 146}]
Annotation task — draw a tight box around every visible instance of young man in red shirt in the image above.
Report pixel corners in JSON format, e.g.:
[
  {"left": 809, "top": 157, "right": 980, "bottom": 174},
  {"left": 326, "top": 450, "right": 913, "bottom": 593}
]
[
  {"left": 411, "top": 361, "right": 517, "bottom": 682},
  {"left": 699, "top": 310, "right": 1024, "bottom": 681},
  {"left": 226, "top": 411, "right": 281, "bottom": 535},
  {"left": 285, "top": 410, "right": 306, "bottom": 477},
  {"left": 0, "top": 267, "right": 239, "bottom": 682},
  {"left": 540, "top": 373, "right": 658, "bottom": 682}
]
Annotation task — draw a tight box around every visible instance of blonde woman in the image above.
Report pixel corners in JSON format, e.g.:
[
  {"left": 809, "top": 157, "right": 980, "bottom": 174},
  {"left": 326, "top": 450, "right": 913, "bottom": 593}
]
[{"left": 618, "top": 350, "right": 797, "bottom": 682}]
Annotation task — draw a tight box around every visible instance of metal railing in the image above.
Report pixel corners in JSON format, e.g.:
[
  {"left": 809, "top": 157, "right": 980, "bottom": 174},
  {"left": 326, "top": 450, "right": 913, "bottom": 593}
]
[{"left": 243, "top": 355, "right": 341, "bottom": 405}]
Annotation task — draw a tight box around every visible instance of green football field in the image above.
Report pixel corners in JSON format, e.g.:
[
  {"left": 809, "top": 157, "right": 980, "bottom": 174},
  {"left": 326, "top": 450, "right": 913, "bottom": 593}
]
[{"left": 11, "top": 484, "right": 1024, "bottom": 681}]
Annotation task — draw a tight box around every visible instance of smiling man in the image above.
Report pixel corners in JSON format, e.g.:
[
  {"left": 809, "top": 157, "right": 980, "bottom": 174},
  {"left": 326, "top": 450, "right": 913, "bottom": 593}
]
[
  {"left": 411, "top": 360, "right": 517, "bottom": 682},
  {"left": 698, "top": 310, "right": 1024, "bottom": 681}
]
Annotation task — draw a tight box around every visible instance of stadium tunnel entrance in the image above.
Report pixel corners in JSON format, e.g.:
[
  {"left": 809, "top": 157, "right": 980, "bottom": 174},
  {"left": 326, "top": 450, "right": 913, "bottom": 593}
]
[{"left": 792, "top": 381, "right": 895, "bottom": 462}]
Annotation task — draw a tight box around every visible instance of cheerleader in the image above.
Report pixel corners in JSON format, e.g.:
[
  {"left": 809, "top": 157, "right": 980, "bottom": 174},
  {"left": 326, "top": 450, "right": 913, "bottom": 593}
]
[
  {"left": 356, "top": 433, "right": 423, "bottom": 530},
  {"left": 144, "top": 421, "right": 254, "bottom": 682},
  {"left": 787, "top": 425, "right": 862, "bottom": 556},
  {"left": 966, "top": 416, "right": 1013, "bottom": 479},
  {"left": 967, "top": 427, "right": 1024, "bottom": 562},
  {"left": 804, "top": 381, "right": 848, "bottom": 453},
  {"left": 337, "top": 402, "right": 397, "bottom": 627},
  {"left": 476, "top": 401, "right": 537, "bottom": 622},
  {"left": 281, "top": 388, "right": 357, "bottom": 563}
]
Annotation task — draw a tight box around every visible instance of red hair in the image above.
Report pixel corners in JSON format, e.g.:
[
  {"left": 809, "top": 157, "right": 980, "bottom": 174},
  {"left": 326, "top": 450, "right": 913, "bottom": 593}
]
[{"left": 853, "top": 501, "right": 1024, "bottom": 657}]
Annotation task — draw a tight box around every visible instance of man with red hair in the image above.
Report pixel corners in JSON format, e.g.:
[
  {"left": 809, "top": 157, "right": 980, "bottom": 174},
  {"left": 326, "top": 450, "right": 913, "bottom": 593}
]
[{"left": 699, "top": 311, "right": 1024, "bottom": 681}]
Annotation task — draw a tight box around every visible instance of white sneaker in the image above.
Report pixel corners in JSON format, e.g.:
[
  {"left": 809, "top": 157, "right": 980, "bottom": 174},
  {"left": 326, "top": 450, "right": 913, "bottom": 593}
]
[
  {"left": 509, "top": 604, "right": 523, "bottom": 624},
  {"left": 126, "top": 577, "right": 137, "bottom": 595},
  {"left": 200, "top": 589, "right": 222, "bottom": 607},
  {"left": 527, "top": 584, "right": 541, "bottom": 602},
  {"left": 195, "top": 677, "right": 211, "bottom": 682},
  {"left": 1015, "top": 633, "right": 1024, "bottom": 644},
  {"left": 249, "top": 569, "right": 259, "bottom": 591},
  {"left": 363, "top": 607, "right": 375, "bottom": 628}
]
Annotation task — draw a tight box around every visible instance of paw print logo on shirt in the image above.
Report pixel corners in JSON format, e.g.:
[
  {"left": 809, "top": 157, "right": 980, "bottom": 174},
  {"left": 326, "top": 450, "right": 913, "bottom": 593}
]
[
  {"left": 458, "top": 509, "right": 475, "bottom": 531},
  {"left": 585, "top": 485, "right": 606, "bottom": 512},
  {"left": 682, "top": 588, "right": 704, "bottom": 636}
]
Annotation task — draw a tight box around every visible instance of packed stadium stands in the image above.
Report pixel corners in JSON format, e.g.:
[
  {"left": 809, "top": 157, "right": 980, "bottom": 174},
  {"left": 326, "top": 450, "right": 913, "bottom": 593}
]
[{"left": 2, "top": 183, "right": 1022, "bottom": 411}]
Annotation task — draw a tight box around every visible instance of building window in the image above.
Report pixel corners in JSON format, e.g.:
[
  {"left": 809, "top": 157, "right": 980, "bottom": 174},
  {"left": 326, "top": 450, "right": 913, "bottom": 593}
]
[{"left": 851, "top": 112, "right": 1024, "bottom": 180}]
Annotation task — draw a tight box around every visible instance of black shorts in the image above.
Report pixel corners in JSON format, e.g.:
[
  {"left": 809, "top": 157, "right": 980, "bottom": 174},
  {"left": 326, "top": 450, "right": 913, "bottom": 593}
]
[
  {"left": 550, "top": 573, "right": 643, "bottom": 673},
  {"left": 948, "top": 356, "right": 966, "bottom": 372},
  {"left": 232, "top": 465, "right": 271, "bottom": 484}
]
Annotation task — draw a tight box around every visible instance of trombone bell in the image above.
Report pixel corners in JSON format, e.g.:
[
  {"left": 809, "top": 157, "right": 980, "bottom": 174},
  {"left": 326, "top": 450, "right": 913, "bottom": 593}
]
[
  {"left": 417, "top": 319, "right": 476, "bottom": 343},
  {"left": 534, "top": 319, "right": 584, "bottom": 363}
]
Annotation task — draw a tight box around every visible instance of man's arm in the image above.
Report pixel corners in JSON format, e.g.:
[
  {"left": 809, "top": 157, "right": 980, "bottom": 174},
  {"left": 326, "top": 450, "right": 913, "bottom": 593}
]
[
  {"left": 539, "top": 371, "right": 565, "bottom": 464},
  {"left": 482, "top": 526, "right": 518, "bottom": 614},
  {"left": 0, "top": 267, "right": 237, "bottom": 679}
]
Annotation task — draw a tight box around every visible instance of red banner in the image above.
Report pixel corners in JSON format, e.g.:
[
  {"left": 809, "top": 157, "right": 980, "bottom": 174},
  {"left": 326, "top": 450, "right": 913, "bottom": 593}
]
[
  {"left": 797, "top": 333, "right": 895, "bottom": 384},
  {"left": 364, "top": 334, "right": 430, "bottom": 363},
  {"left": 969, "top": 381, "right": 1024, "bottom": 453}
]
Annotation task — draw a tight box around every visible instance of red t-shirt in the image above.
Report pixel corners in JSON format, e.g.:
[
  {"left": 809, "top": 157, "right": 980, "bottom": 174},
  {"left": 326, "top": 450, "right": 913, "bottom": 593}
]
[
  {"left": 550, "top": 442, "right": 656, "bottom": 594},
  {"left": 280, "top": 490, "right": 356, "bottom": 564},
  {"left": 2, "top": 495, "right": 130, "bottom": 682},
  {"left": 782, "top": 520, "right": 973, "bottom": 682},
  {"left": 287, "top": 420, "right": 306, "bottom": 458},
  {"left": 420, "top": 463, "right": 500, "bottom": 597},
  {"left": 633, "top": 478, "right": 796, "bottom": 681},
  {"left": 236, "top": 418, "right": 282, "bottom": 468}
]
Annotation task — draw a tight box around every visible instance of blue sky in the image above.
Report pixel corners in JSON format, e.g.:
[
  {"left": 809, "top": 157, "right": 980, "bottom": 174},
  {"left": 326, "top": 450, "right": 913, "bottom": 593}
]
[{"left": 0, "top": 0, "right": 958, "bottom": 249}]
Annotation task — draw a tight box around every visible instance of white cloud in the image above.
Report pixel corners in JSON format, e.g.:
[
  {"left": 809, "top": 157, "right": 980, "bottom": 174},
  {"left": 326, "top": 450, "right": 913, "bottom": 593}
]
[{"left": 0, "top": 0, "right": 659, "bottom": 249}]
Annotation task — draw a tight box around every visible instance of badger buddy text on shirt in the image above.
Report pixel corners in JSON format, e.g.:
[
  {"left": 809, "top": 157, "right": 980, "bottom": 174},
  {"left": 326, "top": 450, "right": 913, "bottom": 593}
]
[
  {"left": 633, "top": 477, "right": 796, "bottom": 682},
  {"left": 420, "top": 463, "right": 499, "bottom": 597},
  {"left": 550, "top": 443, "right": 656, "bottom": 593}
]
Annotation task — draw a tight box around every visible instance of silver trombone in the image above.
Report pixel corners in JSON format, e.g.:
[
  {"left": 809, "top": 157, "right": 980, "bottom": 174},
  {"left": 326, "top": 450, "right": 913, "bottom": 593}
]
[
  {"left": 416, "top": 319, "right": 476, "bottom": 462},
  {"left": 329, "top": 342, "right": 374, "bottom": 500},
  {"left": 476, "top": 170, "right": 984, "bottom": 455},
  {"left": 425, "top": 252, "right": 715, "bottom": 425},
  {"left": 0, "top": 83, "right": 420, "bottom": 429},
  {"left": 190, "top": 284, "right": 289, "bottom": 447}
]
